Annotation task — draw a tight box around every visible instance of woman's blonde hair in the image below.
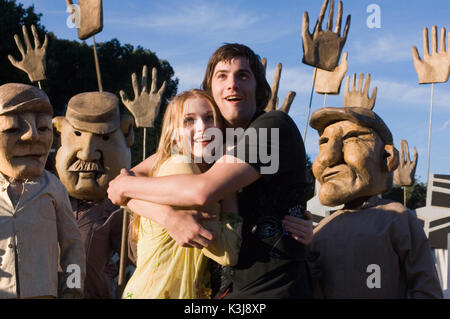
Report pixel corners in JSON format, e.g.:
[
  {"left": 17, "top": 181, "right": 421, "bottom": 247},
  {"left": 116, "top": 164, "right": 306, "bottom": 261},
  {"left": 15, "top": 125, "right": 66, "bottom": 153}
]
[{"left": 130, "top": 89, "right": 221, "bottom": 241}]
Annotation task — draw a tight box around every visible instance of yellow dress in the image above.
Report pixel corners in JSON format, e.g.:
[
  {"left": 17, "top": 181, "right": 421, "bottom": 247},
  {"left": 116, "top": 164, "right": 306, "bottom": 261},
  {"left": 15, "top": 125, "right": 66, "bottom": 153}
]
[{"left": 123, "top": 155, "right": 242, "bottom": 299}]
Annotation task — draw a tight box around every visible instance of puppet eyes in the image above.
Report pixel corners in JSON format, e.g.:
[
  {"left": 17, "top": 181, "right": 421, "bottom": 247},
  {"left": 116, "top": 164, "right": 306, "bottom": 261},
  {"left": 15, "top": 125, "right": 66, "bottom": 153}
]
[{"left": 73, "top": 130, "right": 110, "bottom": 141}]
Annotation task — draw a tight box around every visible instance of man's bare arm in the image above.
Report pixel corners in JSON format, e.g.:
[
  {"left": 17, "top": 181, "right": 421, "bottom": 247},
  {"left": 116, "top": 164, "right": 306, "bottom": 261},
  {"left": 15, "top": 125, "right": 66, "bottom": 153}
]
[{"left": 108, "top": 155, "right": 260, "bottom": 207}]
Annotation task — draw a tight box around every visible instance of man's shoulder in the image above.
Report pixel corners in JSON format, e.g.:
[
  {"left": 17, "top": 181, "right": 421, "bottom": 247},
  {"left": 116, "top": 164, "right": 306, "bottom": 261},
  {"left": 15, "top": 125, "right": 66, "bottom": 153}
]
[{"left": 251, "top": 110, "right": 295, "bottom": 126}]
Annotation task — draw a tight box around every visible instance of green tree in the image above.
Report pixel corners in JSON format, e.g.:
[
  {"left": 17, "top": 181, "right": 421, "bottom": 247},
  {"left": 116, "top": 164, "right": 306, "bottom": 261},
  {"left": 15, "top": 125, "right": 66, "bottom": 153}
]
[
  {"left": 382, "top": 181, "right": 427, "bottom": 209},
  {"left": 0, "top": 0, "right": 178, "bottom": 165}
]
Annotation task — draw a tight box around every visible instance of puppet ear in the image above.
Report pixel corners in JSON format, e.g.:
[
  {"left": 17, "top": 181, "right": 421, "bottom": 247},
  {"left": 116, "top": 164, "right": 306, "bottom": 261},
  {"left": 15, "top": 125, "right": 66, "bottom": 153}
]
[
  {"left": 384, "top": 144, "right": 399, "bottom": 172},
  {"left": 120, "top": 114, "right": 135, "bottom": 147},
  {"left": 52, "top": 116, "right": 66, "bottom": 133}
]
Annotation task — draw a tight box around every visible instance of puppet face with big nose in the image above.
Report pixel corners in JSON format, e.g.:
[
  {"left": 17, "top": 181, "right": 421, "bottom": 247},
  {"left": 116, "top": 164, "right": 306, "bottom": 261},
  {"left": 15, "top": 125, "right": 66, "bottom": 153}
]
[{"left": 53, "top": 92, "right": 134, "bottom": 200}]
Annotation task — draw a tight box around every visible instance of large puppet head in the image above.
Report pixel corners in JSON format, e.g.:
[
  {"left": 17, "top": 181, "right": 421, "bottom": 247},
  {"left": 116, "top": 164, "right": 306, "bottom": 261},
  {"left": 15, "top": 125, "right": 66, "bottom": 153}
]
[
  {"left": 310, "top": 106, "right": 399, "bottom": 207},
  {"left": 53, "top": 92, "right": 134, "bottom": 200},
  {"left": 0, "top": 83, "right": 53, "bottom": 181}
]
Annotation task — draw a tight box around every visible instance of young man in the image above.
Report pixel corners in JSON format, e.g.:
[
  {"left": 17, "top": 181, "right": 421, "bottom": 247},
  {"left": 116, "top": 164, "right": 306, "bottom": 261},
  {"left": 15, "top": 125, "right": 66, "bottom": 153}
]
[{"left": 108, "top": 44, "right": 313, "bottom": 298}]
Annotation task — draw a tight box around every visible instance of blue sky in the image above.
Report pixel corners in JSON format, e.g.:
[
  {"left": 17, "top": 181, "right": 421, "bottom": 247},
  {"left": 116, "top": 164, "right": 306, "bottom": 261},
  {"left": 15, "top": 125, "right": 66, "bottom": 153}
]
[{"left": 16, "top": 0, "right": 450, "bottom": 183}]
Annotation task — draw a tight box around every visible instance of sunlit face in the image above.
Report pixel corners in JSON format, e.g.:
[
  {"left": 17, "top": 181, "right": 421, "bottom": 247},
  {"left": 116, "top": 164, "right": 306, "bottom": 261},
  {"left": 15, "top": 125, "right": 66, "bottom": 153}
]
[
  {"left": 181, "top": 97, "right": 220, "bottom": 163},
  {"left": 211, "top": 57, "right": 257, "bottom": 129},
  {"left": 55, "top": 119, "right": 131, "bottom": 200},
  {"left": 0, "top": 111, "right": 52, "bottom": 180},
  {"left": 312, "top": 120, "right": 389, "bottom": 207}
]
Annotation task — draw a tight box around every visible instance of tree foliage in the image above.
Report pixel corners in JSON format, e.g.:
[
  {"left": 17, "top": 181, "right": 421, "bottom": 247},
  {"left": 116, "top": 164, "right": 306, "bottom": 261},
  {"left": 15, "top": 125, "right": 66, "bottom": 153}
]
[
  {"left": 0, "top": 0, "right": 178, "bottom": 165},
  {"left": 382, "top": 181, "right": 427, "bottom": 209}
]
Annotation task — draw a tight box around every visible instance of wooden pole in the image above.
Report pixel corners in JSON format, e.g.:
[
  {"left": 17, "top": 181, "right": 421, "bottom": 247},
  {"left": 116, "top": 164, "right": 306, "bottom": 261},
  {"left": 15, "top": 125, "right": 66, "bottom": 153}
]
[
  {"left": 37, "top": 81, "right": 42, "bottom": 90},
  {"left": 403, "top": 187, "right": 407, "bottom": 207},
  {"left": 116, "top": 207, "right": 130, "bottom": 298},
  {"left": 92, "top": 36, "right": 103, "bottom": 92},
  {"left": 426, "top": 83, "right": 434, "bottom": 189},
  {"left": 323, "top": 93, "right": 328, "bottom": 108},
  {"left": 143, "top": 128, "right": 147, "bottom": 161},
  {"left": 303, "top": 68, "right": 318, "bottom": 142}
]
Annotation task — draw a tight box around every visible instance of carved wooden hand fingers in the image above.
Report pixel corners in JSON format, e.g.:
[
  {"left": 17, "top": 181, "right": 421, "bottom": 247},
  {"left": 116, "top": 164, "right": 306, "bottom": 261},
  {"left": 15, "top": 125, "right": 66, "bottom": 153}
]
[
  {"left": 394, "top": 139, "right": 418, "bottom": 186},
  {"left": 412, "top": 26, "right": 450, "bottom": 84},
  {"left": 302, "top": 0, "right": 351, "bottom": 71},
  {"left": 344, "top": 73, "right": 377, "bottom": 109},
  {"left": 8, "top": 25, "right": 47, "bottom": 83},
  {"left": 121, "top": 66, "right": 167, "bottom": 128},
  {"left": 263, "top": 59, "right": 296, "bottom": 114},
  {"left": 314, "top": 51, "right": 348, "bottom": 94}
]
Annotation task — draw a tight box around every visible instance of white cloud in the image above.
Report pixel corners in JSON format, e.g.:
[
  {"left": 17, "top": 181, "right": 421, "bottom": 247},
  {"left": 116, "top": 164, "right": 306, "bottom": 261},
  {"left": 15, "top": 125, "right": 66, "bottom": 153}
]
[
  {"left": 174, "top": 64, "right": 205, "bottom": 92},
  {"left": 372, "top": 79, "right": 450, "bottom": 109},
  {"left": 108, "top": 1, "right": 261, "bottom": 34},
  {"left": 439, "top": 118, "right": 450, "bottom": 131},
  {"left": 353, "top": 34, "right": 413, "bottom": 63}
]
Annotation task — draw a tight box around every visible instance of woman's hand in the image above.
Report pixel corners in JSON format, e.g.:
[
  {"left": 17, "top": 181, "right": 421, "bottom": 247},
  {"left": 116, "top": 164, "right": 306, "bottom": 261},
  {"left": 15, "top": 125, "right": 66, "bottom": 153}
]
[{"left": 282, "top": 210, "right": 314, "bottom": 245}]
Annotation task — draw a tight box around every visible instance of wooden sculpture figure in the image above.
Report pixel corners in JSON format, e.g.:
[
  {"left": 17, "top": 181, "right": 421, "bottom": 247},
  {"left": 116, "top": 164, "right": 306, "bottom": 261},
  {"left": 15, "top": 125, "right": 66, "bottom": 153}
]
[
  {"left": 66, "top": 0, "right": 103, "bottom": 40},
  {"left": 314, "top": 52, "right": 348, "bottom": 95},
  {"left": 120, "top": 65, "right": 167, "bottom": 128},
  {"left": 261, "top": 59, "right": 296, "bottom": 114},
  {"left": 53, "top": 92, "right": 134, "bottom": 298},
  {"left": 0, "top": 83, "right": 85, "bottom": 299},
  {"left": 8, "top": 25, "right": 48, "bottom": 83},
  {"left": 307, "top": 103, "right": 442, "bottom": 298},
  {"left": 344, "top": 73, "right": 377, "bottom": 109},
  {"left": 302, "top": 0, "right": 351, "bottom": 71},
  {"left": 394, "top": 140, "right": 418, "bottom": 187},
  {"left": 412, "top": 26, "right": 450, "bottom": 84}
]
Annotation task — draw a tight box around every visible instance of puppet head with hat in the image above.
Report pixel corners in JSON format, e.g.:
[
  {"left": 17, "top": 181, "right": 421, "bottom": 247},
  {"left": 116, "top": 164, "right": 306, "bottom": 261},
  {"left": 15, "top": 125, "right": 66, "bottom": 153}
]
[
  {"left": 0, "top": 83, "right": 53, "bottom": 181},
  {"left": 310, "top": 103, "right": 399, "bottom": 207},
  {"left": 53, "top": 92, "right": 134, "bottom": 200}
]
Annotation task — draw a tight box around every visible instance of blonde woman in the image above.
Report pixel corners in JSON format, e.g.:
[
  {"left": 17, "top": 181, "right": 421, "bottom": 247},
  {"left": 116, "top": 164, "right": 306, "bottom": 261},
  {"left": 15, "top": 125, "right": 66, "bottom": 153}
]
[{"left": 122, "top": 90, "right": 242, "bottom": 299}]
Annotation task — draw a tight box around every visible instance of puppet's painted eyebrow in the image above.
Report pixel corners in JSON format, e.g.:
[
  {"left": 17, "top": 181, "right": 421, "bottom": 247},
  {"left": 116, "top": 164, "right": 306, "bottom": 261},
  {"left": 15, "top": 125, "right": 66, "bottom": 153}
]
[{"left": 343, "top": 130, "right": 374, "bottom": 139}]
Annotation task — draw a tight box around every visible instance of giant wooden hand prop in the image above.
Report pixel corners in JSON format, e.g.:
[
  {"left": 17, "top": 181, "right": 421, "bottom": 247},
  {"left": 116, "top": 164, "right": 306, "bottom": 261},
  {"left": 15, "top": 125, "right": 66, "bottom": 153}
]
[
  {"left": 302, "top": 0, "right": 351, "bottom": 71},
  {"left": 412, "top": 26, "right": 450, "bottom": 84},
  {"left": 66, "top": 0, "right": 103, "bottom": 40},
  {"left": 120, "top": 66, "right": 167, "bottom": 128},
  {"left": 394, "top": 140, "right": 418, "bottom": 187},
  {"left": 315, "top": 52, "right": 348, "bottom": 94},
  {"left": 344, "top": 73, "right": 377, "bottom": 109},
  {"left": 8, "top": 25, "right": 48, "bottom": 83},
  {"left": 262, "top": 58, "right": 296, "bottom": 114}
]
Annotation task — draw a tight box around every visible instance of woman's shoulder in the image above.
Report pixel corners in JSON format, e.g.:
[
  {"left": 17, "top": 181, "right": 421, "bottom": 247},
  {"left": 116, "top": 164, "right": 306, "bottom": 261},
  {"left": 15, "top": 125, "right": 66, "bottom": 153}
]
[{"left": 157, "top": 154, "right": 201, "bottom": 177}]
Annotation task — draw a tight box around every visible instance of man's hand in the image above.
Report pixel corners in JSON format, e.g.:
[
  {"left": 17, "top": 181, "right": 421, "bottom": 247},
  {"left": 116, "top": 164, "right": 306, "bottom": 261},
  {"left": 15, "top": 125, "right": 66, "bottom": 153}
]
[
  {"left": 127, "top": 198, "right": 216, "bottom": 249},
  {"left": 8, "top": 25, "right": 48, "bottom": 83},
  {"left": 302, "top": 0, "right": 351, "bottom": 71},
  {"left": 394, "top": 139, "right": 418, "bottom": 187},
  {"left": 120, "top": 65, "right": 167, "bottom": 128},
  {"left": 315, "top": 52, "right": 348, "bottom": 95},
  {"left": 344, "top": 73, "right": 377, "bottom": 109},
  {"left": 161, "top": 208, "right": 216, "bottom": 249},
  {"left": 107, "top": 168, "right": 132, "bottom": 206},
  {"left": 412, "top": 26, "right": 450, "bottom": 84},
  {"left": 262, "top": 58, "right": 296, "bottom": 114},
  {"left": 282, "top": 210, "right": 314, "bottom": 246}
]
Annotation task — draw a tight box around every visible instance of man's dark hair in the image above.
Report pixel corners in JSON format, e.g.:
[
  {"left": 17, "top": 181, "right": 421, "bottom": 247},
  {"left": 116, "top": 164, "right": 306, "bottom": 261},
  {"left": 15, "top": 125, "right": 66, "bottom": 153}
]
[{"left": 201, "top": 43, "right": 271, "bottom": 112}]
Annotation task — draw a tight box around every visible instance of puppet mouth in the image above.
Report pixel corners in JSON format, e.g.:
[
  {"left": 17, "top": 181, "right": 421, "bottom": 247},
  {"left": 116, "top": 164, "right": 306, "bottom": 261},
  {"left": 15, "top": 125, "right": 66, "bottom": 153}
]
[
  {"left": 68, "top": 159, "right": 104, "bottom": 180},
  {"left": 13, "top": 154, "right": 45, "bottom": 161},
  {"left": 321, "top": 169, "right": 341, "bottom": 182}
]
